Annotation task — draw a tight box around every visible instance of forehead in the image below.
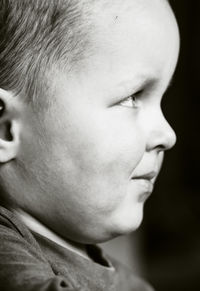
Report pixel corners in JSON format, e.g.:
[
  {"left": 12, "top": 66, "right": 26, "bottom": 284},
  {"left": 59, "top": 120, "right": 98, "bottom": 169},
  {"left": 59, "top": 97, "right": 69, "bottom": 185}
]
[
  {"left": 92, "top": 0, "right": 177, "bottom": 52},
  {"left": 52, "top": 0, "right": 179, "bottom": 103},
  {"left": 79, "top": 0, "right": 179, "bottom": 86}
]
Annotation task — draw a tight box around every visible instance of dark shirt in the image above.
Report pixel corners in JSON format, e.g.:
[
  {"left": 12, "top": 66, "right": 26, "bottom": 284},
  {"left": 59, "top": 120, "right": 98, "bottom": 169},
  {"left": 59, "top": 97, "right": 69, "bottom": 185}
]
[{"left": 0, "top": 206, "right": 154, "bottom": 291}]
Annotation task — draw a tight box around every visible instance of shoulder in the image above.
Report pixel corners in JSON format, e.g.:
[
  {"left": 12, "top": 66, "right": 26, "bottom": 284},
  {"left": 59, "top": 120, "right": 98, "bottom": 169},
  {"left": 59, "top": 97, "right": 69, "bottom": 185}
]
[
  {"left": 0, "top": 205, "right": 40, "bottom": 247},
  {"left": 0, "top": 205, "right": 48, "bottom": 262},
  {"left": 0, "top": 206, "right": 74, "bottom": 291}
]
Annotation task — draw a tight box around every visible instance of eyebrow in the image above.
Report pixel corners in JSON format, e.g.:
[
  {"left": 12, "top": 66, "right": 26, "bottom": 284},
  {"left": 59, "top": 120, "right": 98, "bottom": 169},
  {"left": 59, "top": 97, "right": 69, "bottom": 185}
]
[
  {"left": 118, "top": 73, "right": 174, "bottom": 94},
  {"left": 117, "top": 75, "right": 158, "bottom": 94}
]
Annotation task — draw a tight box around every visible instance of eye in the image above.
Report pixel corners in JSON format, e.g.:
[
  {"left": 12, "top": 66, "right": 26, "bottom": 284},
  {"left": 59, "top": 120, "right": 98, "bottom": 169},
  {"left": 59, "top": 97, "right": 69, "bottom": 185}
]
[{"left": 119, "top": 91, "right": 142, "bottom": 108}]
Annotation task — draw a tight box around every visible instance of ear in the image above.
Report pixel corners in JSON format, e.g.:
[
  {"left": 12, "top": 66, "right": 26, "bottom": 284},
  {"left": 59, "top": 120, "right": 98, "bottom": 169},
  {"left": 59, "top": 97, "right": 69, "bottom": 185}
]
[{"left": 0, "top": 88, "right": 21, "bottom": 163}]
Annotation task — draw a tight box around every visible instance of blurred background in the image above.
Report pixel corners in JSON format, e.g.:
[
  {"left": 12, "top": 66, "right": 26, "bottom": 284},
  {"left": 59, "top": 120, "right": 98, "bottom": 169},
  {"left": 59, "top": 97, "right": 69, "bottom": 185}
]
[{"left": 102, "top": 1, "right": 200, "bottom": 290}]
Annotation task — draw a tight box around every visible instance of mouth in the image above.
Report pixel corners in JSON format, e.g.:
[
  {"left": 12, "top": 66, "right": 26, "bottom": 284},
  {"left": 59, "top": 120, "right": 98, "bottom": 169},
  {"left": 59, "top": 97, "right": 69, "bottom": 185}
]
[
  {"left": 131, "top": 171, "right": 157, "bottom": 202},
  {"left": 132, "top": 171, "right": 157, "bottom": 180}
]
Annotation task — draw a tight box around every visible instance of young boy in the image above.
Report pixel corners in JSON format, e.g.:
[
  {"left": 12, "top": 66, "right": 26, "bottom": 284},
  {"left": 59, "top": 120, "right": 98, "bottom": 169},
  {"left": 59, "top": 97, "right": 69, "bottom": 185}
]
[{"left": 0, "top": 0, "right": 179, "bottom": 290}]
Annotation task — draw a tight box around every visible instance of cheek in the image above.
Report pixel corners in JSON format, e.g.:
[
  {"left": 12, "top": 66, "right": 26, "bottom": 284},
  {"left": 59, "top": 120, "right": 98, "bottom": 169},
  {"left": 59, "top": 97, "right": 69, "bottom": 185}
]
[
  {"left": 64, "top": 110, "right": 146, "bottom": 189},
  {"left": 37, "top": 106, "right": 145, "bottom": 208}
]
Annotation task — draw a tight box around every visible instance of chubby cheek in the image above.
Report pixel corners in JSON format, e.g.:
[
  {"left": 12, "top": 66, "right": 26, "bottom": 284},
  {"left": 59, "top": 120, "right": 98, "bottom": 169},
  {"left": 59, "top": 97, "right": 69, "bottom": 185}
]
[{"left": 63, "top": 110, "right": 146, "bottom": 212}]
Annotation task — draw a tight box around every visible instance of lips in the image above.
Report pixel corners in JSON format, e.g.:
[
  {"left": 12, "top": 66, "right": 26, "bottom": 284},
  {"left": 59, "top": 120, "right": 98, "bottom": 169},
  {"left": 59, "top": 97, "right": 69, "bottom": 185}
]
[{"left": 132, "top": 170, "right": 157, "bottom": 180}]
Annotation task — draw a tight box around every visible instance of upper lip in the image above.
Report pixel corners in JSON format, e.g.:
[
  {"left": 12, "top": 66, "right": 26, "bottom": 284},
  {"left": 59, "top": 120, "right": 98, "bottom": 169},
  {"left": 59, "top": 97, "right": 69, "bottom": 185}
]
[{"left": 132, "top": 171, "right": 157, "bottom": 180}]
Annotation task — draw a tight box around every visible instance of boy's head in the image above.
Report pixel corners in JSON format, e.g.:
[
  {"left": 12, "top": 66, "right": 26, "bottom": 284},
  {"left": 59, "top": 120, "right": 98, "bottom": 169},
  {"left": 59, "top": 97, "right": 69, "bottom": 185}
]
[
  {"left": 0, "top": 0, "right": 179, "bottom": 243},
  {"left": 0, "top": 0, "right": 95, "bottom": 104}
]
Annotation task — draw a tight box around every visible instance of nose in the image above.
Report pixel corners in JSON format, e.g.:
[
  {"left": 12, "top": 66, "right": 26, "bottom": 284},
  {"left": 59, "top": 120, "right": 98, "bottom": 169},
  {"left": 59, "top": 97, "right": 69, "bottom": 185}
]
[{"left": 146, "top": 109, "right": 177, "bottom": 152}]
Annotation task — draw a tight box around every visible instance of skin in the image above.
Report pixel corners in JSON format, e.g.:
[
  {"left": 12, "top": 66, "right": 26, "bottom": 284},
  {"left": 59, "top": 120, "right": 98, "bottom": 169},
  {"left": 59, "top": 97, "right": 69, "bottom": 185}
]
[{"left": 1, "top": 0, "right": 180, "bottom": 253}]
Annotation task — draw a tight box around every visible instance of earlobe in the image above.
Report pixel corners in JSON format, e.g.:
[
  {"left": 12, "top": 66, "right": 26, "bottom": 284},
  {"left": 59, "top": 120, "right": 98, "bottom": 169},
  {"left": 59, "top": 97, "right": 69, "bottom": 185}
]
[{"left": 0, "top": 89, "right": 21, "bottom": 164}]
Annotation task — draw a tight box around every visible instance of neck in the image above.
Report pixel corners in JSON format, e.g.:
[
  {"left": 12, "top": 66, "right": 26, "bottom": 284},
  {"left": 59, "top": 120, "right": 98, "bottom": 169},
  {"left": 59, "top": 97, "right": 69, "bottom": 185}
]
[{"left": 13, "top": 208, "right": 90, "bottom": 260}]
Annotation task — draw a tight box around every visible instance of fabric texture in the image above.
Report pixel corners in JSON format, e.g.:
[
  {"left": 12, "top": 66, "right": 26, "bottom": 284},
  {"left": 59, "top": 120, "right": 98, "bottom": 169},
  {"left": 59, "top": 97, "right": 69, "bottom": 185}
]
[{"left": 0, "top": 206, "right": 154, "bottom": 291}]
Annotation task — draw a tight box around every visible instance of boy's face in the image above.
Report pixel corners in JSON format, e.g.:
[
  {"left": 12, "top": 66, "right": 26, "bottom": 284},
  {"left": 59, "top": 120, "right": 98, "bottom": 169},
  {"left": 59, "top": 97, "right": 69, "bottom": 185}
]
[{"left": 17, "top": 0, "right": 179, "bottom": 243}]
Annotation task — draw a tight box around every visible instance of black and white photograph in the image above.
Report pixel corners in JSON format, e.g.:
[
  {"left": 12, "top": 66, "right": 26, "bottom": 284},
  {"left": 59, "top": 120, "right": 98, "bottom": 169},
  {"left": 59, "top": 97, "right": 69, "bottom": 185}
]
[{"left": 0, "top": 1, "right": 199, "bottom": 290}]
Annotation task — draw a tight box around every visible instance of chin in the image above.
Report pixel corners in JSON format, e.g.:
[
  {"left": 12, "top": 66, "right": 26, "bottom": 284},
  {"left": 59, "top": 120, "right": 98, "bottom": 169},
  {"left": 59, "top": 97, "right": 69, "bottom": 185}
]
[
  {"left": 71, "top": 205, "right": 144, "bottom": 244},
  {"left": 104, "top": 206, "right": 144, "bottom": 239}
]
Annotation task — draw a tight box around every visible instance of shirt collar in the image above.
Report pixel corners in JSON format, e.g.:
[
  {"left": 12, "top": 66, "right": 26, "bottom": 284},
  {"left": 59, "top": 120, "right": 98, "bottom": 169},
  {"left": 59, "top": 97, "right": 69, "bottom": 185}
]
[{"left": 13, "top": 208, "right": 90, "bottom": 260}]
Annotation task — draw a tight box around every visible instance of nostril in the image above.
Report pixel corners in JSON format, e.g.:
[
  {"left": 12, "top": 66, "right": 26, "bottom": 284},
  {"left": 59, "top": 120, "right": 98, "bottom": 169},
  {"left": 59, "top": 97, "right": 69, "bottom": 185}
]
[
  {"left": 146, "top": 126, "right": 176, "bottom": 152},
  {"left": 157, "top": 144, "right": 166, "bottom": 152},
  {"left": 60, "top": 280, "right": 68, "bottom": 288},
  {"left": 146, "top": 110, "right": 177, "bottom": 152}
]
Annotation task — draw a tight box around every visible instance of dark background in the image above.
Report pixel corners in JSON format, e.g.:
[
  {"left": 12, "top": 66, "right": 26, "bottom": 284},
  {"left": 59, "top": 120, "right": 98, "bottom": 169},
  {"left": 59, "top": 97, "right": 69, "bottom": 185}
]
[{"left": 142, "top": 1, "right": 200, "bottom": 290}]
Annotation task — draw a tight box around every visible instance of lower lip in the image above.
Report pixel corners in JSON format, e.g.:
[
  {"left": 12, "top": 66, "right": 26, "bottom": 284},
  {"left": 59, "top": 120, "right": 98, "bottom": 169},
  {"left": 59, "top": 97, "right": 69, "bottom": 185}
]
[{"left": 131, "top": 179, "right": 154, "bottom": 202}]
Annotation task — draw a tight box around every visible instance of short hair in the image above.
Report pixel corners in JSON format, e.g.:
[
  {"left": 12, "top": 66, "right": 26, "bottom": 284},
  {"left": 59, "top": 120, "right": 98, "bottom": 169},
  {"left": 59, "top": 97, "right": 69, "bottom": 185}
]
[{"left": 0, "top": 0, "right": 92, "bottom": 105}]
